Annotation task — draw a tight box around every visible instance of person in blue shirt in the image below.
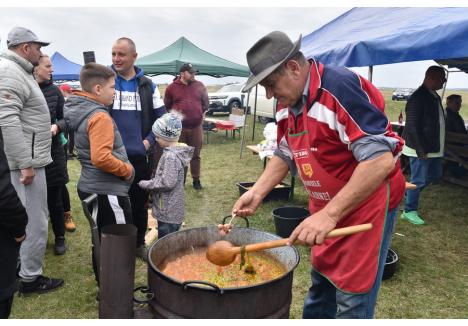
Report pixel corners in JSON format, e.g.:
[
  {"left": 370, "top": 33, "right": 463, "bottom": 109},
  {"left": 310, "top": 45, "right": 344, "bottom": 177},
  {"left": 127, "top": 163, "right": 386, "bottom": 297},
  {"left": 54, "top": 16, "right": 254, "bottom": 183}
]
[{"left": 110, "top": 37, "right": 166, "bottom": 261}]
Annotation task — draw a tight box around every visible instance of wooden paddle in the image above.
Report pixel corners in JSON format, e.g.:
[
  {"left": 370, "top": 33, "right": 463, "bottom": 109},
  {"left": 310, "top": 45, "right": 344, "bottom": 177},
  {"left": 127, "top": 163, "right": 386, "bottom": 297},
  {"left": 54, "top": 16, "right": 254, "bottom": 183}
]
[{"left": 206, "top": 223, "right": 373, "bottom": 266}]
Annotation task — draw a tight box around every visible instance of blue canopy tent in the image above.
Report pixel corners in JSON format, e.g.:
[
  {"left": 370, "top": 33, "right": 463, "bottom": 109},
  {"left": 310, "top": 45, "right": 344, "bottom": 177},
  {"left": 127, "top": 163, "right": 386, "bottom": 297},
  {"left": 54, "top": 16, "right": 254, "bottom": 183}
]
[
  {"left": 50, "top": 52, "right": 82, "bottom": 81},
  {"left": 301, "top": 7, "right": 468, "bottom": 78}
]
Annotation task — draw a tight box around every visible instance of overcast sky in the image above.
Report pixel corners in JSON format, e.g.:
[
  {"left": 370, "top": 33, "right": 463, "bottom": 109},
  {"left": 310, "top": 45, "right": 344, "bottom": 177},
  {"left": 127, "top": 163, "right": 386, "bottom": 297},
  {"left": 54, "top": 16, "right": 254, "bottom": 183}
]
[{"left": 2, "top": 5, "right": 468, "bottom": 89}]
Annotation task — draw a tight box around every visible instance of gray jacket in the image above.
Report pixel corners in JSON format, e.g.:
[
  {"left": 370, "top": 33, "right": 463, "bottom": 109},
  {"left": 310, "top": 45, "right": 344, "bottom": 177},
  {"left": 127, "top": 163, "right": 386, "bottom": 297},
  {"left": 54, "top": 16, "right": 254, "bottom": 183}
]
[
  {"left": 139, "top": 145, "right": 194, "bottom": 224},
  {"left": 64, "top": 95, "right": 133, "bottom": 197},
  {"left": 0, "top": 50, "right": 52, "bottom": 170}
]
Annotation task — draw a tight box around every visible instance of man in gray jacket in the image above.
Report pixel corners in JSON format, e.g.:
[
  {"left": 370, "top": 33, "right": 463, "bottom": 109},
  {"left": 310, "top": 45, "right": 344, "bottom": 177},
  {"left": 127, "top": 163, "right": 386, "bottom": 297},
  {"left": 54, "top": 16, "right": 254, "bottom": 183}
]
[{"left": 0, "top": 27, "right": 64, "bottom": 295}]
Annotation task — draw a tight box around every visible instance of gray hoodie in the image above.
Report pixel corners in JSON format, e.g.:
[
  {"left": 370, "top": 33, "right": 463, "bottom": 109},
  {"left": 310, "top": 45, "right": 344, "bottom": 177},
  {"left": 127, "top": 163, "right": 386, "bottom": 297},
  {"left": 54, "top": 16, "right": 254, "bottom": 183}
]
[
  {"left": 139, "top": 144, "right": 194, "bottom": 224},
  {"left": 64, "top": 95, "right": 133, "bottom": 196}
]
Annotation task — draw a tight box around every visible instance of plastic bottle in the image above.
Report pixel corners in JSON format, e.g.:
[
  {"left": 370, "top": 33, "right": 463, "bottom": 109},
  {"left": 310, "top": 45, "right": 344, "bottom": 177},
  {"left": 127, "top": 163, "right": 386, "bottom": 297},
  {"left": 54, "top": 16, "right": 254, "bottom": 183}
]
[{"left": 398, "top": 110, "right": 404, "bottom": 124}]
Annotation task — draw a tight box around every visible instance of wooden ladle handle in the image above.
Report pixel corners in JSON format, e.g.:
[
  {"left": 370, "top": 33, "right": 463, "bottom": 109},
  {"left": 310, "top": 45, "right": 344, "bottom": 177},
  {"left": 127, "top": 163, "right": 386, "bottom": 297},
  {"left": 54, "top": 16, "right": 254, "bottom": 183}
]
[{"left": 236, "top": 223, "right": 373, "bottom": 254}]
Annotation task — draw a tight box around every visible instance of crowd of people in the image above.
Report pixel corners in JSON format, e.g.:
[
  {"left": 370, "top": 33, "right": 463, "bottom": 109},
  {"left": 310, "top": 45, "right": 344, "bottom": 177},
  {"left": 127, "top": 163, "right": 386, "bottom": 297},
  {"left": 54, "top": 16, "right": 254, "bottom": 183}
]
[
  {"left": 0, "top": 26, "right": 466, "bottom": 319},
  {"left": 0, "top": 26, "right": 206, "bottom": 318}
]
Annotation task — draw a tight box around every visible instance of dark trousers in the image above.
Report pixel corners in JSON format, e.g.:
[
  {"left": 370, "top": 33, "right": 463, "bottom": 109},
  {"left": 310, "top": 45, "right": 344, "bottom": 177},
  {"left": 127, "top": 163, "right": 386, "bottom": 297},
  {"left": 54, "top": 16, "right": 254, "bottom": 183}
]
[
  {"left": 179, "top": 125, "right": 203, "bottom": 180},
  {"left": 47, "top": 185, "right": 65, "bottom": 238},
  {"left": 62, "top": 184, "right": 71, "bottom": 212},
  {"left": 0, "top": 296, "right": 13, "bottom": 319},
  {"left": 157, "top": 221, "right": 181, "bottom": 239},
  {"left": 148, "top": 142, "right": 163, "bottom": 178},
  {"left": 0, "top": 229, "right": 20, "bottom": 319},
  {"left": 447, "top": 161, "right": 467, "bottom": 178},
  {"left": 78, "top": 190, "right": 133, "bottom": 283},
  {"left": 67, "top": 131, "right": 75, "bottom": 155},
  {"left": 128, "top": 156, "right": 151, "bottom": 248}
]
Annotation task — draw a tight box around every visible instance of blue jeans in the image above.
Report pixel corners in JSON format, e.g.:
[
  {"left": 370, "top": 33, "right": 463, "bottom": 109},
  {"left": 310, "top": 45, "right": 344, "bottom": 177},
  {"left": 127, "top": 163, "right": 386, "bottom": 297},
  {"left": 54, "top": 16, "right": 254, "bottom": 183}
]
[
  {"left": 404, "top": 157, "right": 442, "bottom": 212},
  {"left": 302, "top": 207, "right": 398, "bottom": 319},
  {"left": 157, "top": 221, "right": 181, "bottom": 239}
]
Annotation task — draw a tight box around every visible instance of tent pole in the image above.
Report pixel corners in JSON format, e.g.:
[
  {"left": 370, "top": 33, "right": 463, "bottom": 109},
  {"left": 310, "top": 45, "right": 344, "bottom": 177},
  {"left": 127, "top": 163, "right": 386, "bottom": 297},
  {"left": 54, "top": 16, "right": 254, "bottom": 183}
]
[
  {"left": 240, "top": 90, "right": 251, "bottom": 159},
  {"left": 441, "top": 69, "right": 449, "bottom": 100},
  {"left": 368, "top": 66, "right": 373, "bottom": 82},
  {"left": 251, "top": 85, "right": 258, "bottom": 140}
]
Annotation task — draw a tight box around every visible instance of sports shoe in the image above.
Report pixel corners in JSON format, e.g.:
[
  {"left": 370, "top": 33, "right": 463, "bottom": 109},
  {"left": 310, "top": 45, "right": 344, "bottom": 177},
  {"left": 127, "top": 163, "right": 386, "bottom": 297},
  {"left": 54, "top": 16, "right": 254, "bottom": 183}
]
[
  {"left": 401, "top": 211, "right": 425, "bottom": 225},
  {"left": 54, "top": 236, "right": 66, "bottom": 255},
  {"left": 136, "top": 245, "right": 148, "bottom": 262},
  {"left": 19, "top": 275, "right": 64, "bottom": 296},
  {"left": 193, "top": 179, "right": 203, "bottom": 190},
  {"left": 64, "top": 211, "right": 76, "bottom": 232}
]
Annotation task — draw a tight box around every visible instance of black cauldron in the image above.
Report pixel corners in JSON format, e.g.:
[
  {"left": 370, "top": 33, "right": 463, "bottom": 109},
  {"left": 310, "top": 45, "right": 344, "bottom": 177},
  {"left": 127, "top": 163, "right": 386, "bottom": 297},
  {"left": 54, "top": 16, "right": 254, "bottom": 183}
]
[{"left": 146, "top": 226, "right": 300, "bottom": 318}]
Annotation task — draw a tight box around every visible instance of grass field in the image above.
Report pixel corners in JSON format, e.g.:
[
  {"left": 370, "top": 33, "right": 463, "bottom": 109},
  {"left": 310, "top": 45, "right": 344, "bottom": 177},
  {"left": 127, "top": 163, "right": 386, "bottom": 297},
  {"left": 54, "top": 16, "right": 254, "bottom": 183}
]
[{"left": 9, "top": 88, "right": 468, "bottom": 319}]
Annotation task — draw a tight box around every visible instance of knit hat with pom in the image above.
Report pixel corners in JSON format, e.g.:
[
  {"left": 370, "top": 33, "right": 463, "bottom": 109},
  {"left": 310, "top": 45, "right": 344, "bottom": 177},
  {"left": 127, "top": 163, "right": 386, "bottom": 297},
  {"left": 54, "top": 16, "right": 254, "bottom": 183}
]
[{"left": 152, "top": 112, "right": 183, "bottom": 142}]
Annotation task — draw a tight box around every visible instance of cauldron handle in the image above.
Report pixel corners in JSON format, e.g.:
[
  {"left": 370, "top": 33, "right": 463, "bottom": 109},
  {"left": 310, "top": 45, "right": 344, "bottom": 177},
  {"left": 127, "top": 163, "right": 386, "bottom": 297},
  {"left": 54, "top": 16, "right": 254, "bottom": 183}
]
[
  {"left": 222, "top": 215, "right": 250, "bottom": 228},
  {"left": 133, "top": 286, "right": 155, "bottom": 304},
  {"left": 182, "top": 280, "right": 224, "bottom": 295}
]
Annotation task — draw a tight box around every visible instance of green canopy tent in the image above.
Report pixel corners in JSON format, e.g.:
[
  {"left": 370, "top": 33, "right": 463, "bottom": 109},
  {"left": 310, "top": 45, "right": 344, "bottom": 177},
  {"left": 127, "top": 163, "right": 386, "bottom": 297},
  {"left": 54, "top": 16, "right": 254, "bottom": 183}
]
[
  {"left": 135, "top": 36, "right": 249, "bottom": 77},
  {"left": 136, "top": 37, "right": 264, "bottom": 157}
]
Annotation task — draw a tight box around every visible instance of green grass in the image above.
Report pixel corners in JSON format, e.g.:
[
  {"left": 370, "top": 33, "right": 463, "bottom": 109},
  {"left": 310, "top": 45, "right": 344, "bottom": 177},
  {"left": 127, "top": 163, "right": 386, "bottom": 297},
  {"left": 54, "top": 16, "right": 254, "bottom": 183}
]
[{"left": 10, "top": 89, "right": 468, "bottom": 319}]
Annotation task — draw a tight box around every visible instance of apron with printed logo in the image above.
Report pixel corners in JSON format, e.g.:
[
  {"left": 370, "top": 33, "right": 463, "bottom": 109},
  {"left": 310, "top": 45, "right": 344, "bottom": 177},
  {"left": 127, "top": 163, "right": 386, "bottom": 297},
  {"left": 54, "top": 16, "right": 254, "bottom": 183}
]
[{"left": 286, "top": 93, "right": 390, "bottom": 294}]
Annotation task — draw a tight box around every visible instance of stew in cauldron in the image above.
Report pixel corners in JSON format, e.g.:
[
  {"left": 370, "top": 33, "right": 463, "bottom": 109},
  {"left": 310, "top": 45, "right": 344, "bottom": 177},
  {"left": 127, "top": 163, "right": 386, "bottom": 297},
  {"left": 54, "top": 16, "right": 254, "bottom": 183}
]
[{"left": 159, "top": 246, "right": 286, "bottom": 288}]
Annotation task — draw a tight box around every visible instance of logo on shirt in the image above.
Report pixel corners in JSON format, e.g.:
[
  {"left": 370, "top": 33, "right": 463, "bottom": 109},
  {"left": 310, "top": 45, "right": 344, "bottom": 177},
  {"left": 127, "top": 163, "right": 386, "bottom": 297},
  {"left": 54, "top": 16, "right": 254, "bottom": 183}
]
[
  {"left": 293, "top": 149, "right": 309, "bottom": 159},
  {"left": 301, "top": 163, "right": 313, "bottom": 178}
]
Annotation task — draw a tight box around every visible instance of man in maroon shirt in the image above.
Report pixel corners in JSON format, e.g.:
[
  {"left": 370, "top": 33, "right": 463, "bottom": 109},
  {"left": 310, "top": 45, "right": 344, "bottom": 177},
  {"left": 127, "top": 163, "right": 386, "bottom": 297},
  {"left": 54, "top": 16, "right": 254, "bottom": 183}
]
[{"left": 164, "top": 63, "right": 209, "bottom": 190}]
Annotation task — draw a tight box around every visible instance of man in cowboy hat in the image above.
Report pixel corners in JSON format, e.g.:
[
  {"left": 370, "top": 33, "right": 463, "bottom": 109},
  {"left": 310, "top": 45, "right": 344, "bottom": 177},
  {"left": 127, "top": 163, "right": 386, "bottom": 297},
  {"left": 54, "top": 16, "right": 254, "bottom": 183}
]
[{"left": 232, "top": 31, "right": 406, "bottom": 318}]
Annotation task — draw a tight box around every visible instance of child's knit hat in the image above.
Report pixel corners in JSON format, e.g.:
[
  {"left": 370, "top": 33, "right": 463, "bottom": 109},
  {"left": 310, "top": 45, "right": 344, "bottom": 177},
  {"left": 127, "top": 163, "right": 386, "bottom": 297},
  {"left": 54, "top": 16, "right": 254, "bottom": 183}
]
[{"left": 152, "top": 112, "right": 183, "bottom": 142}]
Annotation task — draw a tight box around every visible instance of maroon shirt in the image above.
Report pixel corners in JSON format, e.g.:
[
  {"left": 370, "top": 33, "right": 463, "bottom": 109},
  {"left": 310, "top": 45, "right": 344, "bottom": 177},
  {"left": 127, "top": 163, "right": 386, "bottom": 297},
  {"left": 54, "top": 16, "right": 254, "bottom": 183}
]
[{"left": 164, "top": 78, "right": 209, "bottom": 129}]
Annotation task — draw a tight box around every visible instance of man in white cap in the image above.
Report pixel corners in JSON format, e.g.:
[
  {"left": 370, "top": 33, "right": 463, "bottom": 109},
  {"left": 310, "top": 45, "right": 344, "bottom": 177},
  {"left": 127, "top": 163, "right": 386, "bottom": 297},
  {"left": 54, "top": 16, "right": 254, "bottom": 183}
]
[
  {"left": 232, "top": 31, "right": 406, "bottom": 318},
  {"left": 0, "top": 27, "right": 64, "bottom": 295}
]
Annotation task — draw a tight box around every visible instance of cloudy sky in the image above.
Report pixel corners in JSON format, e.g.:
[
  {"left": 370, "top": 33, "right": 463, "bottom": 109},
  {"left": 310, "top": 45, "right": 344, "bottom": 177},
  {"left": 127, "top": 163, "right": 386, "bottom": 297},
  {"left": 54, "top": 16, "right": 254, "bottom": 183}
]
[{"left": 2, "top": 3, "right": 468, "bottom": 88}]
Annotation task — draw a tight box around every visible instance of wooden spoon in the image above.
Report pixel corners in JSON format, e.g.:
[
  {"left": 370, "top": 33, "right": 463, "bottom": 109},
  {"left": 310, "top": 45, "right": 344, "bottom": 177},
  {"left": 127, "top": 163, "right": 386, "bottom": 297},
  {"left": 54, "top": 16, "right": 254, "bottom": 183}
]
[{"left": 206, "top": 223, "right": 373, "bottom": 266}]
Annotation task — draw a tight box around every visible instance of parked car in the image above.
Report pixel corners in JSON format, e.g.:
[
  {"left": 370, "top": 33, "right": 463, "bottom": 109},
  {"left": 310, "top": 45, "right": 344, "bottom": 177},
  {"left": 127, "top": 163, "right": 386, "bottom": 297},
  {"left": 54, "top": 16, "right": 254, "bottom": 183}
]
[
  {"left": 392, "top": 88, "right": 414, "bottom": 101},
  {"left": 207, "top": 83, "right": 245, "bottom": 115},
  {"left": 207, "top": 83, "right": 276, "bottom": 123}
]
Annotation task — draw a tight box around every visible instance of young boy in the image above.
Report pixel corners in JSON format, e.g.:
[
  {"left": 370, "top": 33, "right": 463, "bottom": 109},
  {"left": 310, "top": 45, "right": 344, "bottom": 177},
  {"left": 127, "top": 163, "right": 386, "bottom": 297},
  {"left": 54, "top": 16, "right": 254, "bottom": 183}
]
[
  {"left": 139, "top": 112, "right": 194, "bottom": 239},
  {"left": 64, "top": 63, "right": 134, "bottom": 261}
]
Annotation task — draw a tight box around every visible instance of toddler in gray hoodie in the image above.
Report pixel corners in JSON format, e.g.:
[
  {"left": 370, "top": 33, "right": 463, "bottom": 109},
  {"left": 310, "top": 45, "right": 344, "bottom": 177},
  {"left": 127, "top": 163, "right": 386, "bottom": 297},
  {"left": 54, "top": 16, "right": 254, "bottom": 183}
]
[{"left": 138, "top": 112, "right": 194, "bottom": 239}]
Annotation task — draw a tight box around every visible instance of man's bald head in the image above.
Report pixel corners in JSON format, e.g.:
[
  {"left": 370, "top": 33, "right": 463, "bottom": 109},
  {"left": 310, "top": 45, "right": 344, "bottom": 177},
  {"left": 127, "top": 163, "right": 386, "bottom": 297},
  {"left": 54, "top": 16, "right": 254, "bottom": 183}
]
[
  {"left": 114, "top": 37, "right": 136, "bottom": 53},
  {"left": 112, "top": 37, "right": 138, "bottom": 79}
]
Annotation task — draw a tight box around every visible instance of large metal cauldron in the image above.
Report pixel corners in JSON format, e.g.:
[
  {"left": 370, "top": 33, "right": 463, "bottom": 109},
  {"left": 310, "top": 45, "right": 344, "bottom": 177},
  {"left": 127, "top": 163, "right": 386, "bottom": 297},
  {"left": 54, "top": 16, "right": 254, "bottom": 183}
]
[{"left": 147, "top": 226, "right": 300, "bottom": 318}]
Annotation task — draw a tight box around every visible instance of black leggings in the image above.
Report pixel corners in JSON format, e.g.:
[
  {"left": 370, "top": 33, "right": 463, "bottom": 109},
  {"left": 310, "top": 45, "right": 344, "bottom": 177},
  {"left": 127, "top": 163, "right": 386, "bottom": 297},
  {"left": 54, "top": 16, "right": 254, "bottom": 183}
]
[
  {"left": 47, "top": 185, "right": 65, "bottom": 238},
  {"left": 62, "top": 184, "right": 71, "bottom": 212}
]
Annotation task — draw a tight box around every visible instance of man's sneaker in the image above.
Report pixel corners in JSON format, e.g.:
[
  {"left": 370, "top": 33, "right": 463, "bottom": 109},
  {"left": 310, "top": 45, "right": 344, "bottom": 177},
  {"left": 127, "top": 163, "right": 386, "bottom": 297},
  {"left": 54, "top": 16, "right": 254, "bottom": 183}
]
[
  {"left": 54, "top": 236, "right": 66, "bottom": 255},
  {"left": 193, "top": 180, "right": 203, "bottom": 190},
  {"left": 64, "top": 211, "right": 76, "bottom": 232},
  {"left": 136, "top": 245, "right": 148, "bottom": 262},
  {"left": 19, "top": 276, "right": 64, "bottom": 296},
  {"left": 401, "top": 211, "right": 425, "bottom": 225}
]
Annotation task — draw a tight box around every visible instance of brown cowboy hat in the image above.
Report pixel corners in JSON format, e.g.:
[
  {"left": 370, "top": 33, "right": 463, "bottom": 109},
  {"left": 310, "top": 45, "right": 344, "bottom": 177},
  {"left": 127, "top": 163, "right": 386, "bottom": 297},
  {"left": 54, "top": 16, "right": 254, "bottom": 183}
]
[{"left": 242, "top": 31, "right": 301, "bottom": 92}]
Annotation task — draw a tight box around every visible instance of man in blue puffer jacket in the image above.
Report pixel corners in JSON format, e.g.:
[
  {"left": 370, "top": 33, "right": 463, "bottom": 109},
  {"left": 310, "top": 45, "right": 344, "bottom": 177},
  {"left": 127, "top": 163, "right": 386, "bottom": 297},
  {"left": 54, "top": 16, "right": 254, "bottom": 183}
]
[{"left": 110, "top": 37, "right": 166, "bottom": 261}]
